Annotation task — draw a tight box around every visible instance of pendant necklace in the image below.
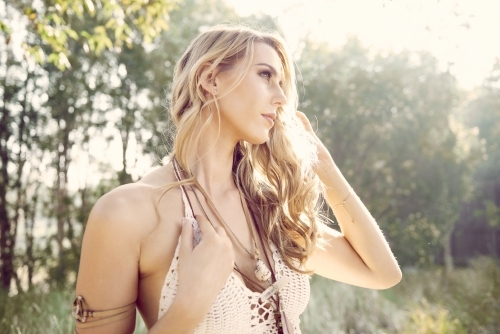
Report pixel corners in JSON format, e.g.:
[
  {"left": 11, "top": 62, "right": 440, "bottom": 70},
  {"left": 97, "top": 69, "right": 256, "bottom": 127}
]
[
  {"left": 172, "top": 158, "right": 292, "bottom": 333},
  {"left": 172, "top": 157, "right": 271, "bottom": 282},
  {"left": 189, "top": 178, "right": 272, "bottom": 282}
]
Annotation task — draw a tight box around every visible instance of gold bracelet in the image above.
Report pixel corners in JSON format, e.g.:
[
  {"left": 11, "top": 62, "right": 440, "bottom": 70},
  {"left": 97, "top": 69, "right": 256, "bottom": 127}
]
[{"left": 333, "top": 188, "right": 354, "bottom": 224}]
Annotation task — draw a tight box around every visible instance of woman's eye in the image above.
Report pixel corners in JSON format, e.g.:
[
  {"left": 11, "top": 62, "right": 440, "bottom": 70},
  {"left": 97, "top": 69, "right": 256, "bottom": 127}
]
[{"left": 260, "top": 71, "right": 272, "bottom": 80}]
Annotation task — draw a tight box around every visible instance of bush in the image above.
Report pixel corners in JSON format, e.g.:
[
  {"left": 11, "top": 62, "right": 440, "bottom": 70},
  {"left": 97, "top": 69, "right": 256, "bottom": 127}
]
[{"left": 300, "top": 257, "right": 500, "bottom": 334}]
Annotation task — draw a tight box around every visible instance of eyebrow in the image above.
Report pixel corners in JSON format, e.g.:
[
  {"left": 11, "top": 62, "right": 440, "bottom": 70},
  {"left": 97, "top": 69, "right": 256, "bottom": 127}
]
[{"left": 254, "top": 63, "right": 283, "bottom": 82}]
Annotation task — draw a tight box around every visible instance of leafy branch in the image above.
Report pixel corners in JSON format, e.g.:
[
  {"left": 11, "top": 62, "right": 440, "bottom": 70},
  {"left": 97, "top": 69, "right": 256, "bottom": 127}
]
[{"left": 2, "top": 0, "right": 180, "bottom": 71}]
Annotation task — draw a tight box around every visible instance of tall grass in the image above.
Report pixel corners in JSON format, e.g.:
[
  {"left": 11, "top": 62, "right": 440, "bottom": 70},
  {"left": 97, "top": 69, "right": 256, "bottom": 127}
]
[
  {"left": 0, "top": 288, "right": 147, "bottom": 334},
  {"left": 2, "top": 257, "right": 499, "bottom": 333},
  {"left": 301, "top": 257, "right": 500, "bottom": 334},
  {"left": 395, "top": 257, "right": 500, "bottom": 334},
  {"left": 0, "top": 287, "right": 74, "bottom": 334},
  {"left": 301, "top": 275, "right": 406, "bottom": 333}
]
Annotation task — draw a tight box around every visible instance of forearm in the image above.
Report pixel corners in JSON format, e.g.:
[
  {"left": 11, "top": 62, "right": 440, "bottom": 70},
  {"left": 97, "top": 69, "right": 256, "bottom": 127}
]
[{"left": 318, "top": 156, "right": 401, "bottom": 285}]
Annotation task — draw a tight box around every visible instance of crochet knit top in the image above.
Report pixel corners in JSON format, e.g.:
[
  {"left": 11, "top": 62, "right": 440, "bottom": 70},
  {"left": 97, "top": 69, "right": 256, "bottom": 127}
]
[{"left": 157, "top": 186, "right": 311, "bottom": 333}]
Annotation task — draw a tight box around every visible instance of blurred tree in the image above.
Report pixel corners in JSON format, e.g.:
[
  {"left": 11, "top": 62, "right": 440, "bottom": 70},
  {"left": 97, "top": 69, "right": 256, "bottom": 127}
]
[
  {"left": 297, "top": 39, "right": 481, "bottom": 266},
  {"left": 0, "top": 0, "right": 178, "bottom": 290},
  {"left": 468, "top": 60, "right": 500, "bottom": 222},
  {"left": 461, "top": 60, "right": 500, "bottom": 255},
  {"left": 1, "top": 0, "right": 281, "bottom": 291},
  {"left": 0, "top": 41, "right": 48, "bottom": 290},
  {"left": 3, "top": 0, "right": 488, "bottom": 292}
]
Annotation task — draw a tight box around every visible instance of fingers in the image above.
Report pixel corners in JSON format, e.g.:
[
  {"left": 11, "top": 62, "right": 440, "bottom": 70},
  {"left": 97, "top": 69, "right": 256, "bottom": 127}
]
[
  {"left": 179, "top": 218, "right": 193, "bottom": 254},
  {"left": 295, "top": 111, "right": 314, "bottom": 132},
  {"left": 195, "top": 214, "right": 216, "bottom": 237},
  {"left": 213, "top": 225, "right": 228, "bottom": 238},
  {"left": 196, "top": 214, "right": 228, "bottom": 240}
]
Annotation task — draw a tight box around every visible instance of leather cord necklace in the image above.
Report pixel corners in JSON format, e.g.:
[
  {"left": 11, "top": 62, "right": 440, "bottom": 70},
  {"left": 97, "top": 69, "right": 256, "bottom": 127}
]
[
  {"left": 172, "top": 158, "right": 293, "bottom": 333},
  {"left": 173, "top": 157, "right": 272, "bottom": 283}
]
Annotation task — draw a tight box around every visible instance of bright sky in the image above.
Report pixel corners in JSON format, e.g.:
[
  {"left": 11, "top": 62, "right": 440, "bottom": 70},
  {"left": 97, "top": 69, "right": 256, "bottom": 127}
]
[{"left": 224, "top": 0, "right": 500, "bottom": 90}]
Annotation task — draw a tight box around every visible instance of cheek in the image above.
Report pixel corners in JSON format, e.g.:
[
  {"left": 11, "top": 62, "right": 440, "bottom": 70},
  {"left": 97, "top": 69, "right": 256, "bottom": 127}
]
[
  {"left": 219, "top": 85, "right": 257, "bottom": 115},
  {"left": 216, "top": 75, "right": 269, "bottom": 122}
]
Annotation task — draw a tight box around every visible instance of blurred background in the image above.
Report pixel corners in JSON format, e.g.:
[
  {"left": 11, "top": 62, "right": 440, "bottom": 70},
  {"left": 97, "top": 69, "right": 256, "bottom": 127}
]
[{"left": 1, "top": 0, "right": 499, "bottom": 333}]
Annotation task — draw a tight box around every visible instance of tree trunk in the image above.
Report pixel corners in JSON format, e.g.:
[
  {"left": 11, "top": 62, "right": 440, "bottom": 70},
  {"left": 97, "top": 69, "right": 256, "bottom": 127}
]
[
  {"left": 54, "top": 112, "right": 75, "bottom": 286},
  {"left": 24, "top": 181, "right": 40, "bottom": 291},
  {"left": 55, "top": 146, "right": 68, "bottom": 286},
  {"left": 0, "top": 209, "right": 14, "bottom": 291},
  {"left": 0, "top": 83, "right": 14, "bottom": 291},
  {"left": 443, "top": 228, "right": 454, "bottom": 273},
  {"left": 119, "top": 114, "right": 134, "bottom": 185}
]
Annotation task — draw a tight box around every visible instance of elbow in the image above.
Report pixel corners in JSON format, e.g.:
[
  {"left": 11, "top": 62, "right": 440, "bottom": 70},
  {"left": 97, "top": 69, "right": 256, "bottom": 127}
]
[{"left": 375, "top": 267, "right": 402, "bottom": 290}]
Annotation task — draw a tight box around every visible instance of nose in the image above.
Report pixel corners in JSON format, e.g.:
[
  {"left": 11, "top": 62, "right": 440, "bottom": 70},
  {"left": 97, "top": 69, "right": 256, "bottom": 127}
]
[{"left": 272, "top": 86, "right": 287, "bottom": 107}]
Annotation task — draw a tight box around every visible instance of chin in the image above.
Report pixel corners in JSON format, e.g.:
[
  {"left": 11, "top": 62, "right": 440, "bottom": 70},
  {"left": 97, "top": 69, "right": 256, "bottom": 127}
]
[
  {"left": 245, "top": 139, "right": 268, "bottom": 146},
  {"left": 240, "top": 127, "right": 272, "bottom": 146},
  {"left": 245, "top": 134, "right": 270, "bottom": 146}
]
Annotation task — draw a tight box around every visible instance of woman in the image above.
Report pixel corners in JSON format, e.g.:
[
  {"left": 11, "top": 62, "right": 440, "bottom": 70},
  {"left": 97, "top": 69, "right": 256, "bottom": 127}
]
[{"left": 73, "top": 24, "right": 402, "bottom": 333}]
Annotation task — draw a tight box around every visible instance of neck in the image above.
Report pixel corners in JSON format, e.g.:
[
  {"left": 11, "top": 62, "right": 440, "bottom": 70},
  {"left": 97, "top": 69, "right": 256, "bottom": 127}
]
[{"left": 185, "top": 106, "right": 239, "bottom": 198}]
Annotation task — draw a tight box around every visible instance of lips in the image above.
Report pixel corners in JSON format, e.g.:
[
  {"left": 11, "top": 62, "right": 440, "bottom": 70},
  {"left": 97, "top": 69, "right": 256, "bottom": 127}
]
[{"left": 262, "top": 113, "right": 276, "bottom": 125}]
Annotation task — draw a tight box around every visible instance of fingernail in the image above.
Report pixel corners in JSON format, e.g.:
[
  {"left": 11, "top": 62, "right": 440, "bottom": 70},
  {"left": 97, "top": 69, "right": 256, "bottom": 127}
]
[{"left": 181, "top": 218, "right": 189, "bottom": 226}]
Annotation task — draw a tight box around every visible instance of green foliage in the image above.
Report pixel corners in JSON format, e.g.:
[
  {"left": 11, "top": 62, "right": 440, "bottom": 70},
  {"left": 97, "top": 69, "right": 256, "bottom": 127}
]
[
  {"left": 296, "top": 39, "right": 482, "bottom": 265},
  {"left": 464, "top": 60, "right": 500, "bottom": 229},
  {"left": 4, "top": 0, "right": 180, "bottom": 70}
]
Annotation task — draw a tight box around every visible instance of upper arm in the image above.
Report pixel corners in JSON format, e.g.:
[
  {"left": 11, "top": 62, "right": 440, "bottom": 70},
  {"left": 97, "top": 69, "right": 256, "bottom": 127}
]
[
  {"left": 306, "top": 224, "right": 390, "bottom": 290},
  {"left": 75, "top": 187, "right": 147, "bottom": 333}
]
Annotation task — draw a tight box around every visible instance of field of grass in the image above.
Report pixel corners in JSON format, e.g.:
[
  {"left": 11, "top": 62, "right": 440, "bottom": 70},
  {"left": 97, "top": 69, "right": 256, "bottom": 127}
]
[{"left": 1, "top": 257, "right": 499, "bottom": 334}]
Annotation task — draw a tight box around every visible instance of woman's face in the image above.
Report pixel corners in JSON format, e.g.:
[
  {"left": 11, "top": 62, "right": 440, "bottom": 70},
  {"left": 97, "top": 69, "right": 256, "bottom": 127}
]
[{"left": 213, "top": 42, "right": 287, "bottom": 145}]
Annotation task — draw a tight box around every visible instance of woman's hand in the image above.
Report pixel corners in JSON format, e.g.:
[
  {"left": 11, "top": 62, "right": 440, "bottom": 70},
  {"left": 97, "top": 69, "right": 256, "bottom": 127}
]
[
  {"left": 174, "top": 214, "right": 234, "bottom": 322},
  {"left": 294, "top": 111, "right": 335, "bottom": 180}
]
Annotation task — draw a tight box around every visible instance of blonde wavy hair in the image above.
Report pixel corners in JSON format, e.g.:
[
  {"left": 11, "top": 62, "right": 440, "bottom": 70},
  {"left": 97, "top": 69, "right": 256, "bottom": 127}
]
[{"left": 165, "top": 24, "right": 325, "bottom": 273}]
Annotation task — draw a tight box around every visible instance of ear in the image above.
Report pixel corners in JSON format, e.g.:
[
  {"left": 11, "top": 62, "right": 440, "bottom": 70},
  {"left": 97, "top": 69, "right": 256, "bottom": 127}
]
[{"left": 199, "top": 63, "right": 219, "bottom": 96}]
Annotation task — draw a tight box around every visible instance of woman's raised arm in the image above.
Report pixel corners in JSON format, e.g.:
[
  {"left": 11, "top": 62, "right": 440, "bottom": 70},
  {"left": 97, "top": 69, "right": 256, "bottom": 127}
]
[{"left": 295, "top": 111, "right": 402, "bottom": 290}]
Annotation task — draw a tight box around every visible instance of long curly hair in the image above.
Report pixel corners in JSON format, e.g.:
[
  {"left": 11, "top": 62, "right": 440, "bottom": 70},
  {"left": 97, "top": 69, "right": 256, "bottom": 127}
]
[{"left": 164, "top": 24, "right": 325, "bottom": 274}]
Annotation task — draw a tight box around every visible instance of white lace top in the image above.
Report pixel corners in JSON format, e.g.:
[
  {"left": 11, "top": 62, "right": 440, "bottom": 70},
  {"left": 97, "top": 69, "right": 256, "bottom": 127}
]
[{"left": 157, "top": 186, "right": 310, "bottom": 333}]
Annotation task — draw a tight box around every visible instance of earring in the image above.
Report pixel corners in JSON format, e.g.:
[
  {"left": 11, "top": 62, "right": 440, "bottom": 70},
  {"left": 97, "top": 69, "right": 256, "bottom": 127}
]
[{"left": 213, "top": 88, "right": 217, "bottom": 95}]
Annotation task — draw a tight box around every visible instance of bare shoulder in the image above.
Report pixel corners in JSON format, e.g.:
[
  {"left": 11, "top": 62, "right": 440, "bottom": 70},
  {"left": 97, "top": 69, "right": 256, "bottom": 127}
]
[
  {"left": 86, "top": 163, "right": 176, "bottom": 239},
  {"left": 79, "top": 163, "right": 180, "bottom": 281},
  {"left": 87, "top": 182, "right": 156, "bottom": 237},
  {"left": 76, "top": 164, "right": 179, "bottom": 314}
]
